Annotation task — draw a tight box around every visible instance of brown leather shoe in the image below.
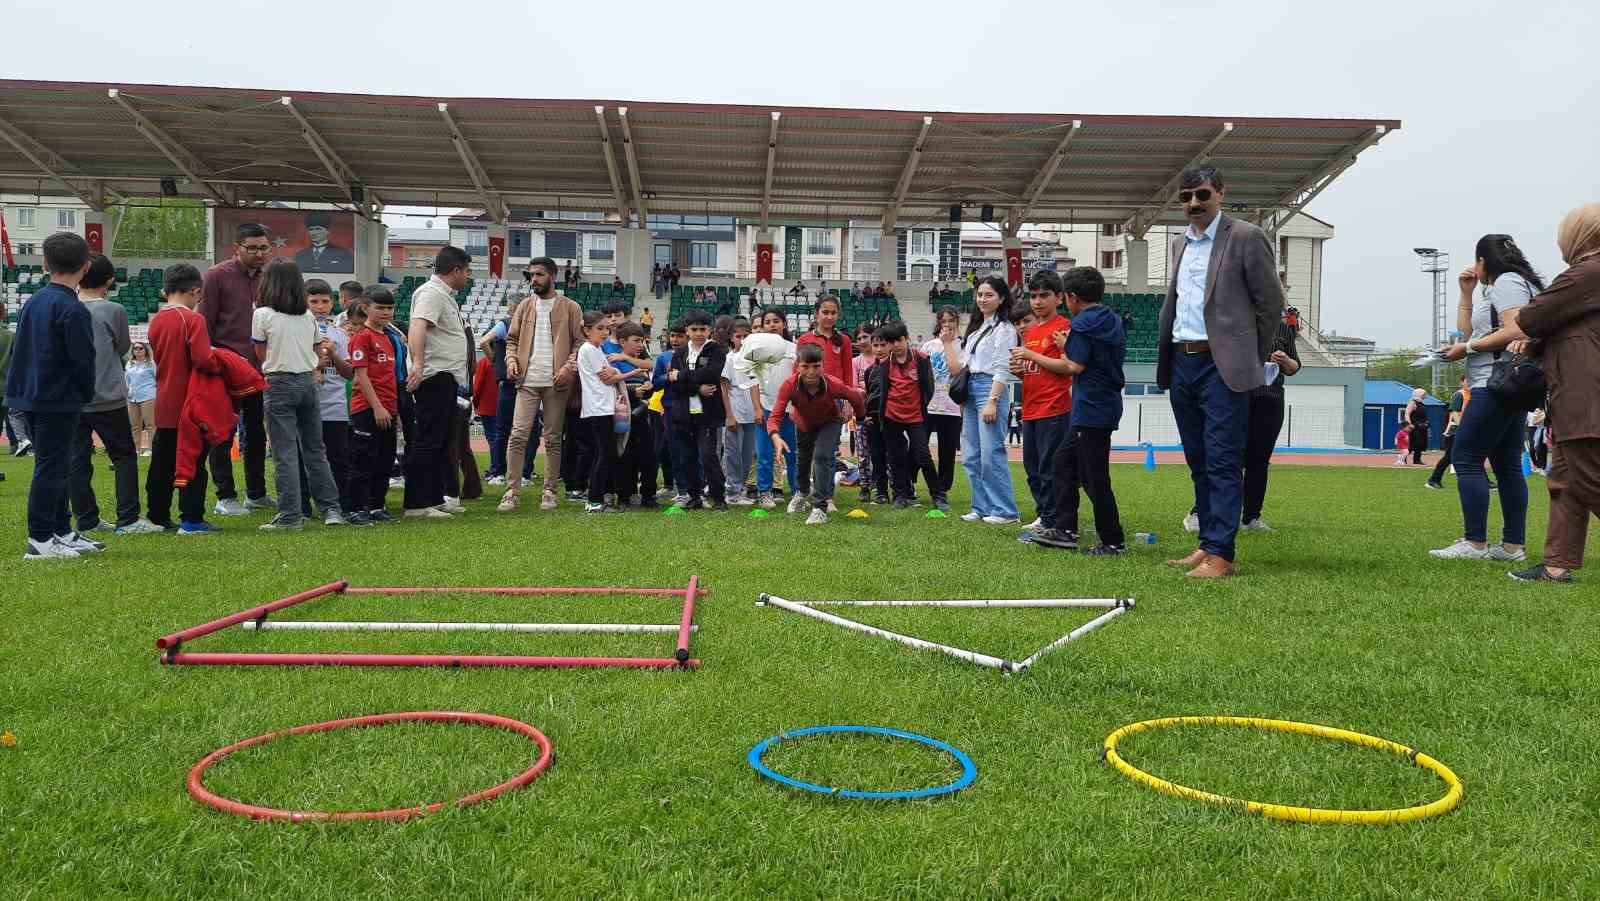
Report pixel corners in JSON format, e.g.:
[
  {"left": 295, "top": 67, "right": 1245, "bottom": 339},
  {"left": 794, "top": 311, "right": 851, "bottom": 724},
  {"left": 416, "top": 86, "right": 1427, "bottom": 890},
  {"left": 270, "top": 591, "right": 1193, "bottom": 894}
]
[
  {"left": 1166, "top": 549, "right": 1207, "bottom": 568},
  {"left": 1185, "top": 554, "right": 1236, "bottom": 579}
]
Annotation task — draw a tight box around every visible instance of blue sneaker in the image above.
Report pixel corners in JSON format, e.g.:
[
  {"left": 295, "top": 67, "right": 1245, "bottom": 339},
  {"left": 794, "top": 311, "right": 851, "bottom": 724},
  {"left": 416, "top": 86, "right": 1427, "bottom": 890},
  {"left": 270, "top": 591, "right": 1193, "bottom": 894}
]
[{"left": 177, "top": 520, "right": 219, "bottom": 536}]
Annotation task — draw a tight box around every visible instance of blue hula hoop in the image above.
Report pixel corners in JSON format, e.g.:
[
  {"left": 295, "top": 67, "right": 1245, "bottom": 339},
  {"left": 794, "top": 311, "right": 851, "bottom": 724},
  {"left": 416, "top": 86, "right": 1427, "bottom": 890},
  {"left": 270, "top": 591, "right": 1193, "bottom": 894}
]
[{"left": 746, "top": 724, "right": 977, "bottom": 800}]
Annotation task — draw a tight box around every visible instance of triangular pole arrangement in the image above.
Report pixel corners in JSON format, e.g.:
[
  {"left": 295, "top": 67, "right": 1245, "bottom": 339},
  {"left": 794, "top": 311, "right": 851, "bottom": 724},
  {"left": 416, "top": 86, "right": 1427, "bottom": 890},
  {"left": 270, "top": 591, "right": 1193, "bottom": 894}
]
[{"left": 757, "top": 594, "right": 1133, "bottom": 674}]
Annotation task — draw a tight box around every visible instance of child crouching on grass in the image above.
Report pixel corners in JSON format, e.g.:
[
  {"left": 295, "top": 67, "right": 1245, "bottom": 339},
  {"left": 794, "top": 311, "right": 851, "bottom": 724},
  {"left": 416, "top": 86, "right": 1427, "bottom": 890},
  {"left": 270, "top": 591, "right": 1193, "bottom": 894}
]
[{"left": 768, "top": 343, "right": 866, "bottom": 525}]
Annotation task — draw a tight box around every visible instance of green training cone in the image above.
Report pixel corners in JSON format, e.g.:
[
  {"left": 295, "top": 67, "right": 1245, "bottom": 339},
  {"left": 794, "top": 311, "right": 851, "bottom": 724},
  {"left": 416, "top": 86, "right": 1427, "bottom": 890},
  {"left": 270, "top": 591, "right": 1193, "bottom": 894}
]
[
  {"left": 925, "top": 509, "right": 947, "bottom": 519},
  {"left": 663, "top": 505, "right": 686, "bottom": 516},
  {"left": 748, "top": 508, "right": 770, "bottom": 518}
]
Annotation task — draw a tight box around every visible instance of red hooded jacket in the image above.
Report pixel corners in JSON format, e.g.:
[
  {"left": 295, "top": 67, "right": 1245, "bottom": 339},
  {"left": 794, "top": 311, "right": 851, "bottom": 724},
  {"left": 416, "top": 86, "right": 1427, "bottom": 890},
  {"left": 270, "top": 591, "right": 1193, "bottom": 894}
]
[{"left": 174, "top": 348, "right": 268, "bottom": 487}]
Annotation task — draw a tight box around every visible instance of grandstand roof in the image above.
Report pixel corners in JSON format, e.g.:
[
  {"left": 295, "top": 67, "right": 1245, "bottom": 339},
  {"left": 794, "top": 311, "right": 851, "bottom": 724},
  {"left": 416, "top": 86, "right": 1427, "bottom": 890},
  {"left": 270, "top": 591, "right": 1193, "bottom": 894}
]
[{"left": 0, "top": 80, "right": 1398, "bottom": 232}]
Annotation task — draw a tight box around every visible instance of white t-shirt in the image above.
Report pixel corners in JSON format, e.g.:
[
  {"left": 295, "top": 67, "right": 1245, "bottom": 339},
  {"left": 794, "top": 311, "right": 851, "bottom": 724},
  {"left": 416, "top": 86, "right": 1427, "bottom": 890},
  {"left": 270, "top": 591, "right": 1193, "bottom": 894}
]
[
  {"left": 251, "top": 307, "right": 320, "bottom": 374},
  {"left": 411, "top": 276, "right": 469, "bottom": 384},
  {"left": 522, "top": 295, "right": 556, "bottom": 388},
  {"left": 921, "top": 337, "right": 967, "bottom": 417},
  {"left": 316, "top": 319, "right": 350, "bottom": 422},
  {"left": 721, "top": 354, "right": 756, "bottom": 423},
  {"left": 578, "top": 342, "right": 618, "bottom": 418}
]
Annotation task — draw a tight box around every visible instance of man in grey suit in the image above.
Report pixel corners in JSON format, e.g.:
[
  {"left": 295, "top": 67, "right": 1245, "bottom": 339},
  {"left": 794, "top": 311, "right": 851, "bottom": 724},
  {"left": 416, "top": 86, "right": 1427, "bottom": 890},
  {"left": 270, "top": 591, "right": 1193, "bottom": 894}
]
[{"left": 1155, "top": 166, "right": 1285, "bottom": 578}]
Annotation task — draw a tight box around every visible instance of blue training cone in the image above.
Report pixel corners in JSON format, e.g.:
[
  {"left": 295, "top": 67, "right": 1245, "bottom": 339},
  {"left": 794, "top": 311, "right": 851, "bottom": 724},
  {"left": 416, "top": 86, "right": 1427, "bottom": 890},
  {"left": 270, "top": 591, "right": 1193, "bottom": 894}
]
[
  {"left": 1144, "top": 443, "right": 1157, "bottom": 472},
  {"left": 1523, "top": 451, "right": 1533, "bottom": 477}
]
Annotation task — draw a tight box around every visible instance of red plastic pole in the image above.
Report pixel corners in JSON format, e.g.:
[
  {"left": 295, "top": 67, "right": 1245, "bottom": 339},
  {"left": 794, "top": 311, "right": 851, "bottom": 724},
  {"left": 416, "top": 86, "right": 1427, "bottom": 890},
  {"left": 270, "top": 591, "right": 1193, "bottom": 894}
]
[
  {"left": 675, "top": 575, "right": 698, "bottom": 664},
  {"left": 343, "top": 586, "right": 708, "bottom": 596},
  {"left": 156, "top": 580, "right": 348, "bottom": 651},
  {"left": 164, "top": 652, "right": 700, "bottom": 669}
]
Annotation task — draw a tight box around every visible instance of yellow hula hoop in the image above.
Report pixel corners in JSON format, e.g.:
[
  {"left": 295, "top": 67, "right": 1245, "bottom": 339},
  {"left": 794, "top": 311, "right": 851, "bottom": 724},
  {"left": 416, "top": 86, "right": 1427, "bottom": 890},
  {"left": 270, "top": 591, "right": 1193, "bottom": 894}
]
[{"left": 1101, "top": 716, "right": 1463, "bottom": 825}]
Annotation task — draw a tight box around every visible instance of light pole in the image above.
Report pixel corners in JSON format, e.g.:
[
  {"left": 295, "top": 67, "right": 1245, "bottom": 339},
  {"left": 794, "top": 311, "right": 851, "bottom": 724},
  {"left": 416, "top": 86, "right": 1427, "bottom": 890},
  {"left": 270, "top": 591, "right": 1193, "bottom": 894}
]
[{"left": 1414, "top": 247, "right": 1449, "bottom": 396}]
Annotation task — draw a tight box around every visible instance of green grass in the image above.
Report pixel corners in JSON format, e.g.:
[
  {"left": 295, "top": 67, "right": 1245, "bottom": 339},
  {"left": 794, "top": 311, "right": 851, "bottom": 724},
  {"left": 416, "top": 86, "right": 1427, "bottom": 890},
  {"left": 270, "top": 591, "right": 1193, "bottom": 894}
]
[{"left": 2, "top": 452, "right": 1598, "bottom": 899}]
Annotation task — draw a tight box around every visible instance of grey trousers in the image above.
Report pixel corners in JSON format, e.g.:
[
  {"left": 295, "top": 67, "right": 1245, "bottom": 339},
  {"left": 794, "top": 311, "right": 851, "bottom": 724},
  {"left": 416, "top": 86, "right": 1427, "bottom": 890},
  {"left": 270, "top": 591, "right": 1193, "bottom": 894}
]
[{"left": 264, "top": 372, "right": 341, "bottom": 522}]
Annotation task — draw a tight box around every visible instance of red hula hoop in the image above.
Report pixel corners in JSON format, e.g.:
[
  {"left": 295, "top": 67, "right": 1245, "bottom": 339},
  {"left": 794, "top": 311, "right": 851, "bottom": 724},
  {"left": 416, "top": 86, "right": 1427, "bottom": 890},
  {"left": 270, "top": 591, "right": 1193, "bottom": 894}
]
[{"left": 186, "top": 711, "right": 554, "bottom": 822}]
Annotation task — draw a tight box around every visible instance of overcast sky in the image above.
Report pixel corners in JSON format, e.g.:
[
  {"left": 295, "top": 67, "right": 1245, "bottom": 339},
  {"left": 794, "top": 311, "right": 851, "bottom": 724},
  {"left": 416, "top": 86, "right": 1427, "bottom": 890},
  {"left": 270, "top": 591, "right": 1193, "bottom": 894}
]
[{"left": 4, "top": 0, "right": 1594, "bottom": 346}]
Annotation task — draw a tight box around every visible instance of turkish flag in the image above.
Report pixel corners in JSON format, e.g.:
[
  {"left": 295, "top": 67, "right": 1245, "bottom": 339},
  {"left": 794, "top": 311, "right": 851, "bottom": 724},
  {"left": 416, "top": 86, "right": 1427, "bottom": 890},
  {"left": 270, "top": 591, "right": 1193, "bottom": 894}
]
[
  {"left": 487, "top": 235, "right": 506, "bottom": 278},
  {"left": 85, "top": 222, "right": 104, "bottom": 254},
  {"left": 0, "top": 209, "right": 12, "bottom": 268},
  {"left": 1005, "top": 247, "right": 1024, "bottom": 290},
  {"left": 755, "top": 242, "right": 774, "bottom": 285}
]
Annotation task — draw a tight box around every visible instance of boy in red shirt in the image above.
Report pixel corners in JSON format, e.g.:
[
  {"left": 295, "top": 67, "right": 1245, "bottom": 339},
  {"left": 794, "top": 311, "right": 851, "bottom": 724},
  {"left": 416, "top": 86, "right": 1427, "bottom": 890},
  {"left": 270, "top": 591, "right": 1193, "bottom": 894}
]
[
  {"left": 865, "top": 321, "right": 946, "bottom": 511},
  {"left": 1009, "top": 270, "right": 1074, "bottom": 540},
  {"left": 769, "top": 343, "right": 866, "bottom": 525},
  {"left": 146, "top": 263, "right": 219, "bottom": 535},
  {"left": 348, "top": 288, "right": 401, "bottom": 522}
]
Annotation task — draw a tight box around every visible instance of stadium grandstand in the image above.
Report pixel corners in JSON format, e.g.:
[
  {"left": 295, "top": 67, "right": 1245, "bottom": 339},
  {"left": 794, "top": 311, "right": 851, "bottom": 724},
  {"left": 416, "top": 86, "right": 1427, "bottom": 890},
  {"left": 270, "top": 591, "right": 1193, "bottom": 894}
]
[{"left": 0, "top": 79, "right": 1397, "bottom": 446}]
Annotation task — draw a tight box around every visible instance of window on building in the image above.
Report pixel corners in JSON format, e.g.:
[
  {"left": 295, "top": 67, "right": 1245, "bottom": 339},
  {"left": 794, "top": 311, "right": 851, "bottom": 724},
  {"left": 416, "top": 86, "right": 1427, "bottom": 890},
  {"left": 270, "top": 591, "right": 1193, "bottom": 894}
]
[
  {"left": 910, "top": 263, "right": 934, "bottom": 279},
  {"left": 690, "top": 242, "right": 717, "bottom": 268},
  {"left": 909, "top": 231, "right": 935, "bottom": 256},
  {"left": 462, "top": 230, "right": 488, "bottom": 255},
  {"left": 57, "top": 209, "right": 75, "bottom": 229},
  {"left": 654, "top": 244, "right": 672, "bottom": 264},
  {"left": 588, "top": 233, "right": 616, "bottom": 261},
  {"left": 855, "top": 263, "right": 880, "bottom": 281},
  {"left": 16, "top": 242, "right": 35, "bottom": 255},
  {"left": 1101, "top": 223, "right": 1122, "bottom": 237},
  {"left": 805, "top": 229, "right": 835, "bottom": 255},
  {"left": 1101, "top": 250, "right": 1124, "bottom": 269},
  {"left": 852, "top": 231, "right": 881, "bottom": 252},
  {"left": 17, "top": 208, "right": 35, "bottom": 228},
  {"left": 1279, "top": 235, "right": 1290, "bottom": 262}
]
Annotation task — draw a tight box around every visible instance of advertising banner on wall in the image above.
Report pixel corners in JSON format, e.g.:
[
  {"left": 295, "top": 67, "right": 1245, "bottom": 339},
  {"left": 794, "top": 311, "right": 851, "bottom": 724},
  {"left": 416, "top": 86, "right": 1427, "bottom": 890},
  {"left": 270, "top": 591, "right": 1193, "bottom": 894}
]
[
  {"left": 783, "top": 227, "right": 802, "bottom": 280},
  {"left": 212, "top": 208, "right": 357, "bottom": 274}
]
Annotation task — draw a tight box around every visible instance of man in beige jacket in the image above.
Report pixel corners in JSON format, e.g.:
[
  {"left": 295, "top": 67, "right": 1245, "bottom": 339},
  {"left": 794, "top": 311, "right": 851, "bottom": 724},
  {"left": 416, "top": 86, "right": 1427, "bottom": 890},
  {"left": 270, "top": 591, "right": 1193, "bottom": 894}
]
[{"left": 499, "top": 256, "right": 583, "bottom": 512}]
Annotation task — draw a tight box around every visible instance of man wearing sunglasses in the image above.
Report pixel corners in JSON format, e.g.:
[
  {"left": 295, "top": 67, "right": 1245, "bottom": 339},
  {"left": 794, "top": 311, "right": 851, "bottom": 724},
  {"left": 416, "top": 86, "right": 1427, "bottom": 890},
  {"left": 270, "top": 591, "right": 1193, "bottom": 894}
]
[{"left": 1155, "top": 166, "right": 1285, "bottom": 578}]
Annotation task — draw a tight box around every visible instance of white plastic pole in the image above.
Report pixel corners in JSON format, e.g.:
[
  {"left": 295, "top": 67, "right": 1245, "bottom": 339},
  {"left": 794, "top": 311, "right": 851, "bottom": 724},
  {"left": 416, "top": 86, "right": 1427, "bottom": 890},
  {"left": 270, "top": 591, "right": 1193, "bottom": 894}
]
[
  {"left": 1013, "top": 605, "right": 1130, "bottom": 672},
  {"left": 241, "top": 621, "right": 695, "bottom": 634},
  {"left": 790, "top": 598, "right": 1127, "bottom": 608},
  {"left": 759, "top": 594, "right": 1013, "bottom": 671}
]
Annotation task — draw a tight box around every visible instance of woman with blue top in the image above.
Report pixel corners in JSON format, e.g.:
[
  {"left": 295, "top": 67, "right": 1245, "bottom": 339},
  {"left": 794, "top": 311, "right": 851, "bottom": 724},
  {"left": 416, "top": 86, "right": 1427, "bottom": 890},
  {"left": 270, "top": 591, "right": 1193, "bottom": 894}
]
[
  {"left": 125, "top": 342, "right": 158, "bottom": 457},
  {"left": 959, "top": 276, "right": 1019, "bottom": 524},
  {"left": 1431, "top": 234, "right": 1542, "bottom": 561}
]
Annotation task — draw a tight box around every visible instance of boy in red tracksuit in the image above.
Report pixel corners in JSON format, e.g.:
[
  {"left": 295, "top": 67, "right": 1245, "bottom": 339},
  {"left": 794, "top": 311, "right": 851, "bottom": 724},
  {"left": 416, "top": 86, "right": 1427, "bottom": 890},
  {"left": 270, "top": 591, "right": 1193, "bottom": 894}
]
[
  {"left": 768, "top": 342, "right": 866, "bottom": 525},
  {"left": 173, "top": 349, "right": 267, "bottom": 488},
  {"left": 146, "top": 264, "right": 221, "bottom": 535}
]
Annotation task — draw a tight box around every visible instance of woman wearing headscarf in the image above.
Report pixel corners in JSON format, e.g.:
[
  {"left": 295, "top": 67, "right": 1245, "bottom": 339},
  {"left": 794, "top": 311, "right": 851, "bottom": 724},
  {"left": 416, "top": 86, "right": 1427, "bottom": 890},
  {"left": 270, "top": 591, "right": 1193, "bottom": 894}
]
[
  {"left": 1498, "top": 203, "right": 1600, "bottom": 582},
  {"left": 1403, "top": 387, "right": 1430, "bottom": 465},
  {"left": 1430, "top": 234, "right": 1543, "bottom": 561}
]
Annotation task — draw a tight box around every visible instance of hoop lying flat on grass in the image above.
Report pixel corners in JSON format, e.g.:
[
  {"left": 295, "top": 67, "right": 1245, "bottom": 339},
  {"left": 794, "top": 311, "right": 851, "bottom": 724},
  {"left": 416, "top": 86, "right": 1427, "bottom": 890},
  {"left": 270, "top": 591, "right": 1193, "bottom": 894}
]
[
  {"left": 747, "top": 724, "right": 977, "bottom": 800},
  {"left": 187, "top": 711, "right": 553, "bottom": 823},
  {"left": 757, "top": 594, "right": 1134, "bottom": 673},
  {"left": 1101, "top": 715, "right": 1464, "bottom": 825}
]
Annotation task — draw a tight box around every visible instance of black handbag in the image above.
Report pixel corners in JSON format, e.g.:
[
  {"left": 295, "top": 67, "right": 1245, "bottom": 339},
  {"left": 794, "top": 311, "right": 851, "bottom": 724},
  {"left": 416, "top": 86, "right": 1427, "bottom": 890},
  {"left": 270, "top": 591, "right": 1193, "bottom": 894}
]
[
  {"left": 1485, "top": 302, "right": 1547, "bottom": 412},
  {"left": 948, "top": 323, "right": 997, "bottom": 406}
]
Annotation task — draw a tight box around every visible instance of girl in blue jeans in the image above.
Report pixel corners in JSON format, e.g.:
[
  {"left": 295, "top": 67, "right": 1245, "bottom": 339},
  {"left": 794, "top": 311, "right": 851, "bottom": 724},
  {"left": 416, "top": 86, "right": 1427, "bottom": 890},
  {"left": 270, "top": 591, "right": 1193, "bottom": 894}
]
[{"left": 959, "top": 277, "right": 1020, "bottom": 523}]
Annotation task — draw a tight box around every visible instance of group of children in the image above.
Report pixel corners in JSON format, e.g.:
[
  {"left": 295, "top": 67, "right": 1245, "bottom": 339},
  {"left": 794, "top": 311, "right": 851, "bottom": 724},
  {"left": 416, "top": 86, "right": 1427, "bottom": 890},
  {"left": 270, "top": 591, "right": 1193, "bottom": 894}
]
[{"left": 6, "top": 231, "right": 1131, "bottom": 557}]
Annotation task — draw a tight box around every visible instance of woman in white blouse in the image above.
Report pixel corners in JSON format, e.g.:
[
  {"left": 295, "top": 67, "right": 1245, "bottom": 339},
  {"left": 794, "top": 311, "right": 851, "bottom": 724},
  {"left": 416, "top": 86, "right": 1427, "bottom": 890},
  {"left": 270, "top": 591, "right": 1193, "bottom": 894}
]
[{"left": 959, "top": 277, "right": 1020, "bottom": 523}]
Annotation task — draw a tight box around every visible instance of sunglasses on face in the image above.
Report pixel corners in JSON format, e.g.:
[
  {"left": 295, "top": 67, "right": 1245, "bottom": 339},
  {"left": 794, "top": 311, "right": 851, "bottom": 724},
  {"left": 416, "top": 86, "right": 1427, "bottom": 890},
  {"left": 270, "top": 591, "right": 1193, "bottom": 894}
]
[{"left": 1178, "top": 189, "right": 1214, "bottom": 204}]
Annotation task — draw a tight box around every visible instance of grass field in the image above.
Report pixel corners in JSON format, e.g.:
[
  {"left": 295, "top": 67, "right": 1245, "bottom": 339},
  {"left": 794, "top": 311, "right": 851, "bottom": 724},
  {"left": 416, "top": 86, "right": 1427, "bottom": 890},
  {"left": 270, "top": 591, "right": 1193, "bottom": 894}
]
[{"left": 2, "top": 451, "right": 1597, "bottom": 899}]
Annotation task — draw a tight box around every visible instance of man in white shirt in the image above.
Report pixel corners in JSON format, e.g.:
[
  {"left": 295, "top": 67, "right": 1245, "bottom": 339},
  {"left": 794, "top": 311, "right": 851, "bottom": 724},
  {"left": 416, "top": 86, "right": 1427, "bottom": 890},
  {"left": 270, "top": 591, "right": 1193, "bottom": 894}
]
[
  {"left": 1155, "top": 166, "right": 1285, "bottom": 578},
  {"left": 499, "top": 256, "right": 584, "bottom": 512},
  {"left": 402, "top": 246, "right": 472, "bottom": 517}
]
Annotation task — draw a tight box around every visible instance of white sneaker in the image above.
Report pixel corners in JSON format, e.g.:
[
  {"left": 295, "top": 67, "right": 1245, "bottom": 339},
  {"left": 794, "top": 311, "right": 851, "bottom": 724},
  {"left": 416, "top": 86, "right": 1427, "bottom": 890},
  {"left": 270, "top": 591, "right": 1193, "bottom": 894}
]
[
  {"left": 244, "top": 495, "right": 278, "bottom": 511},
  {"left": 826, "top": 499, "right": 838, "bottom": 513},
  {"left": 960, "top": 512, "right": 983, "bottom": 522},
  {"left": 1025, "top": 517, "right": 1042, "bottom": 530},
  {"left": 728, "top": 492, "right": 755, "bottom": 507},
  {"left": 86, "top": 519, "right": 115, "bottom": 533},
  {"left": 982, "top": 515, "right": 1020, "bottom": 525},
  {"left": 1240, "top": 518, "right": 1273, "bottom": 533},
  {"left": 1182, "top": 512, "right": 1200, "bottom": 533},
  {"left": 805, "top": 508, "right": 828, "bottom": 525},
  {"left": 672, "top": 493, "right": 690, "bottom": 507},
  {"left": 522, "top": 477, "right": 536, "bottom": 488},
  {"left": 485, "top": 475, "right": 506, "bottom": 486},
  {"left": 213, "top": 498, "right": 248, "bottom": 516},
  {"left": 439, "top": 496, "right": 465, "bottom": 513},
  {"left": 403, "top": 507, "right": 452, "bottom": 519},
  {"left": 1487, "top": 545, "right": 1527, "bottom": 562},
  {"left": 1429, "top": 539, "right": 1492, "bottom": 560},
  {"left": 786, "top": 494, "right": 807, "bottom": 514},
  {"left": 23, "top": 536, "right": 80, "bottom": 560},
  {"left": 56, "top": 532, "right": 105, "bottom": 553},
  {"left": 323, "top": 509, "right": 350, "bottom": 526},
  {"left": 115, "top": 518, "right": 165, "bottom": 535}
]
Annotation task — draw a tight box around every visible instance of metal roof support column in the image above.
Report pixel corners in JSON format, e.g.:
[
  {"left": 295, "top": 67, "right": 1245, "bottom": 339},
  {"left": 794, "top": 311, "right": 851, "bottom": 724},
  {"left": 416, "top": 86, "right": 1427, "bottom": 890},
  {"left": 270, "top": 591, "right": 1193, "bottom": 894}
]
[
  {"left": 592, "top": 106, "right": 631, "bottom": 223},
  {"left": 437, "top": 102, "right": 506, "bottom": 224},
  {"left": 759, "top": 111, "right": 781, "bottom": 228},
  {"left": 106, "top": 89, "right": 230, "bottom": 205},
  {"left": 0, "top": 115, "right": 105, "bottom": 210},
  {"left": 281, "top": 96, "right": 381, "bottom": 214},
  {"left": 1264, "top": 125, "right": 1387, "bottom": 237},
  {"left": 882, "top": 115, "right": 933, "bottom": 234},
  {"left": 615, "top": 107, "right": 649, "bottom": 224},
  {"left": 1010, "top": 119, "right": 1082, "bottom": 227}
]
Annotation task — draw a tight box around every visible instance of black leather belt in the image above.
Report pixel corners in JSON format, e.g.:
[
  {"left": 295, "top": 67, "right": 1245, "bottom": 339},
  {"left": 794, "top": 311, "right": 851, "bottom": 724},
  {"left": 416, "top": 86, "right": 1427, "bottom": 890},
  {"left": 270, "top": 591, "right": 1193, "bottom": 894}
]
[{"left": 1175, "top": 340, "right": 1211, "bottom": 355}]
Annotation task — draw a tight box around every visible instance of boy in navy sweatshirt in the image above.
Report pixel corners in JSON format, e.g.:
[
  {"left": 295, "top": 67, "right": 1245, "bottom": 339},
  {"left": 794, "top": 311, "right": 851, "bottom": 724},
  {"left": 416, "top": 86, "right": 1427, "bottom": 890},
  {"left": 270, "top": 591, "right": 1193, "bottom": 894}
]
[
  {"left": 1035, "top": 266, "right": 1128, "bottom": 554},
  {"left": 4, "top": 233, "right": 100, "bottom": 560},
  {"left": 665, "top": 309, "right": 727, "bottom": 510}
]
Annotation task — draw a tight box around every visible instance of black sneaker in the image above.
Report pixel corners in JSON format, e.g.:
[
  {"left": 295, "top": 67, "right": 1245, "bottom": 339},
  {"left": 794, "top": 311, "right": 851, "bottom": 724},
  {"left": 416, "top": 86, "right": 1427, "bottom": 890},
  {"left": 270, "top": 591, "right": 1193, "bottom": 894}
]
[
  {"left": 711, "top": 499, "right": 730, "bottom": 512},
  {"left": 1031, "top": 528, "right": 1080, "bottom": 549},
  {"left": 345, "top": 511, "right": 376, "bottom": 528},
  {"left": 366, "top": 509, "right": 397, "bottom": 524},
  {"left": 1082, "top": 543, "right": 1127, "bottom": 557},
  {"left": 891, "top": 497, "right": 914, "bottom": 510},
  {"left": 566, "top": 489, "right": 586, "bottom": 501},
  {"left": 682, "top": 497, "right": 706, "bottom": 511},
  {"left": 873, "top": 492, "right": 889, "bottom": 505},
  {"left": 933, "top": 495, "right": 951, "bottom": 512},
  {"left": 1509, "top": 565, "right": 1573, "bottom": 583}
]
